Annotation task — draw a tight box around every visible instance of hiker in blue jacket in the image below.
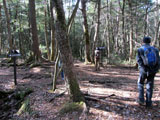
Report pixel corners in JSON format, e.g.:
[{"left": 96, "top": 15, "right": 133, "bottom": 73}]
[
  {"left": 58, "top": 60, "right": 65, "bottom": 80},
  {"left": 136, "top": 36, "right": 159, "bottom": 108}
]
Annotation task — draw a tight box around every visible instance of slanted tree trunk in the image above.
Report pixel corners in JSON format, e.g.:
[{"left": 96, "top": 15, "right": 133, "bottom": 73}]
[
  {"left": 81, "top": 0, "right": 91, "bottom": 63},
  {"left": 52, "top": 51, "right": 60, "bottom": 91},
  {"left": 54, "top": 0, "right": 84, "bottom": 102},
  {"left": 67, "top": 0, "right": 80, "bottom": 35},
  {"left": 3, "top": 0, "right": 13, "bottom": 51},
  {"left": 52, "top": 0, "right": 81, "bottom": 90},
  {"left": 29, "top": 0, "right": 41, "bottom": 61}
]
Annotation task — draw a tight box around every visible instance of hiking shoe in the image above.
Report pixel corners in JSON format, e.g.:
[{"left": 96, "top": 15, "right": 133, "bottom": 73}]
[
  {"left": 146, "top": 102, "right": 152, "bottom": 108},
  {"left": 137, "top": 99, "right": 145, "bottom": 106}
]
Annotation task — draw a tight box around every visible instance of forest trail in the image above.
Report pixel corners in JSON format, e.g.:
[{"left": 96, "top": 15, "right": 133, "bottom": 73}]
[{"left": 0, "top": 62, "right": 160, "bottom": 120}]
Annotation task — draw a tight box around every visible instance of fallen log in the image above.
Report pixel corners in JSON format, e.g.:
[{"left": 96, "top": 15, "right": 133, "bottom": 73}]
[
  {"left": 0, "top": 87, "right": 33, "bottom": 119},
  {"left": 16, "top": 98, "right": 30, "bottom": 116}
]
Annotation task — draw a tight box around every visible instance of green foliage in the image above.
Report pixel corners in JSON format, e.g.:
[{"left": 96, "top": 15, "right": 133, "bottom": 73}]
[
  {"left": 14, "top": 88, "right": 33, "bottom": 100},
  {"left": 0, "top": 0, "right": 159, "bottom": 61},
  {"left": 69, "top": 21, "right": 84, "bottom": 59},
  {"left": 108, "top": 52, "right": 136, "bottom": 66}
]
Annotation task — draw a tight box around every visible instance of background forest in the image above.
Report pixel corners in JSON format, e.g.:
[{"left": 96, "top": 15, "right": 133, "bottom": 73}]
[{"left": 0, "top": 0, "right": 160, "bottom": 64}]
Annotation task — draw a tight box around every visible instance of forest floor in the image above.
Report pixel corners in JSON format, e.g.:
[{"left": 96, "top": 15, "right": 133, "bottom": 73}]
[{"left": 0, "top": 61, "right": 160, "bottom": 120}]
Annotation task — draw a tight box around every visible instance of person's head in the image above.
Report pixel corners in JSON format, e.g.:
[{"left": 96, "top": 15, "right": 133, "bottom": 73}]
[
  {"left": 143, "top": 36, "right": 151, "bottom": 44},
  {"left": 96, "top": 47, "right": 99, "bottom": 50}
]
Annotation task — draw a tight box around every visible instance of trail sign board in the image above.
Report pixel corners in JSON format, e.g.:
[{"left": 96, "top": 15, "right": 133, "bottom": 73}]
[{"left": 9, "top": 50, "right": 21, "bottom": 85}]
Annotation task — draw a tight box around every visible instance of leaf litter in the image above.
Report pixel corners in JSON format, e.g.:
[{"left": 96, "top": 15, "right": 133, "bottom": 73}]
[{"left": 0, "top": 62, "right": 160, "bottom": 120}]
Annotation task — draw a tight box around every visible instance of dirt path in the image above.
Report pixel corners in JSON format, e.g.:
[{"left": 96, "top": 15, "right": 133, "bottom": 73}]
[{"left": 0, "top": 62, "right": 160, "bottom": 120}]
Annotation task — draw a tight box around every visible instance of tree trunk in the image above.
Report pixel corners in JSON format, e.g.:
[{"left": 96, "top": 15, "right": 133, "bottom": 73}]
[
  {"left": 153, "top": 0, "right": 160, "bottom": 47},
  {"left": 68, "top": 0, "right": 80, "bottom": 35},
  {"left": 128, "top": 0, "right": 133, "bottom": 62},
  {"left": 144, "top": 7, "right": 149, "bottom": 36},
  {"left": 50, "top": 0, "right": 56, "bottom": 61},
  {"left": 29, "top": 0, "right": 41, "bottom": 61},
  {"left": 3, "top": 0, "right": 13, "bottom": 51},
  {"left": 12, "top": 2, "right": 18, "bottom": 47},
  {"left": 153, "top": 21, "right": 160, "bottom": 46},
  {"left": 115, "top": 15, "right": 120, "bottom": 53},
  {"left": 134, "top": 0, "right": 138, "bottom": 42},
  {"left": 92, "top": 0, "right": 101, "bottom": 62},
  {"left": 52, "top": 51, "right": 60, "bottom": 91},
  {"left": 81, "top": 0, "right": 91, "bottom": 63},
  {"left": 0, "top": 5, "right": 2, "bottom": 54},
  {"left": 122, "top": 0, "right": 126, "bottom": 57},
  {"left": 44, "top": 4, "right": 50, "bottom": 59},
  {"left": 106, "top": 0, "right": 110, "bottom": 62},
  {"left": 54, "top": 0, "right": 84, "bottom": 102}
]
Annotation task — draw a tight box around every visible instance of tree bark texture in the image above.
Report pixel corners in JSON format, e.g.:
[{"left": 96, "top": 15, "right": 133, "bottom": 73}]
[
  {"left": 44, "top": 5, "right": 50, "bottom": 59},
  {"left": 29, "top": 0, "right": 41, "bottom": 61},
  {"left": 153, "top": 0, "right": 160, "bottom": 47},
  {"left": 0, "top": 5, "right": 2, "bottom": 54},
  {"left": 54, "top": 0, "right": 84, "bottom": 102},
  {"left": 122, "top": 0, "right": 126, "bottom": 57},
  {"left": 50, "top": 0, "right": 56, "bottom": 61},
  {"left": 128, "top": 0, "right": 133, "bottom": 62},
  {"left": 106, "top": 0, "right": 110, "bottom": 62},
  {"left": 144, "top": 7, "right": 149, "bottom": 36},
  {"left": 92, "top": 0, "right": 101, "bottom": 62},
  {"left": 12, "top": 2, "right": 18, "bottom": 47},
  {"left": 52, "top": 51, "right": 60, "bottom": 91},
  {"left": 67, "top": 0, "right": 80, "bottom": 35},
  {"left": 3, "top": 0, "right": 13, "bottom": 51},
  {"left": 81, "top": 0, "right": 91, "bottom": 63}
]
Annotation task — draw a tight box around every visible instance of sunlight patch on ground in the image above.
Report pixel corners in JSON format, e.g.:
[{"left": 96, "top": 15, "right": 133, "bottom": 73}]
[
  {"left": 154, "top": 77, "right": 160, "bottom": 81},
  {"left": 88, "top": 87, "right": 136, "bottom": 98},
  {"left": 3, "top": 81, "right": 15, "bottom": 89},
  {"left": 81, "top": 81, "right": 104, "bottom": 87},
  {"left": 89, "top": 107, "right": 122, "bottom": 119},
  {"left": 31, "top": 68, "right": 41, "bottom": 73},
  {"left": 19, "top": 79, "right": 31, "bottom": 83},
  {"left": 79, "top": 69, "right": 110, "bottom": 77}
]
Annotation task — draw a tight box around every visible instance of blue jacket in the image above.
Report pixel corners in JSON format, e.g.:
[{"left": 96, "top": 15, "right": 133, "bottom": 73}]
[{"left": 136, "top": 44, "right": 159, "bottom": 74}]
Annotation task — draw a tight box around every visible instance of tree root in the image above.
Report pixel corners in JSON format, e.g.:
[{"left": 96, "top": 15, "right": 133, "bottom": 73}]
[{"left": 49, "top": 90, "right": 67, "bottom": 102}]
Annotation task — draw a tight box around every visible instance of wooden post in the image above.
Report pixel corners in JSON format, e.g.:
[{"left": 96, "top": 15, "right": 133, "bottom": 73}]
[{"left": 13, "top": 57, "right": 17, "bottom": 85}]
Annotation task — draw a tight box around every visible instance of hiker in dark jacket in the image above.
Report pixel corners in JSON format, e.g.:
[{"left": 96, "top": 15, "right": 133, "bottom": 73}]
[{"left": 136, "top": 36, "right": 159, "bottom": 108}]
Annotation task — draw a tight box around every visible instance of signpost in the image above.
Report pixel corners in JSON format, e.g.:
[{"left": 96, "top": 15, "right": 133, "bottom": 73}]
[{"left": 9, "top": 50, "right": 21, "bottom": 85}]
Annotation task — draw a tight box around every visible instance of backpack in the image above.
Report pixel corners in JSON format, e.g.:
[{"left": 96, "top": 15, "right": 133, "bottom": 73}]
[{"left": 142, "top": 46, "right": 157, "bottom": 68}]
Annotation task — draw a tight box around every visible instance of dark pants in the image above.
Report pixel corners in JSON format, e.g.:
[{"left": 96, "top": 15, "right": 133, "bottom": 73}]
[
  {"left": 138, "top": 71, "right": 155, "bottom": 106},
  {"left": 95, "top": 58, "right": 100, "bottom": 71},
  {"left": 61, "top": 70, "right": 64, "bottom": 80}
]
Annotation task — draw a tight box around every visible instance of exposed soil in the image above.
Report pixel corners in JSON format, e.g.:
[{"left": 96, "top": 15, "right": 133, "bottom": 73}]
[{"left": 0, "top": 61, "right": 160, "bottom": 120}]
